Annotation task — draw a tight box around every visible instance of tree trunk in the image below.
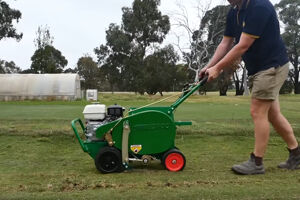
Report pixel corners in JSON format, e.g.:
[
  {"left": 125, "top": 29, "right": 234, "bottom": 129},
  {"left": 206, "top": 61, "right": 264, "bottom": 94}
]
[
  {"left": 243, "top": 68, "right": 249, "bottom": 96},
  {"left": 233, "top": 67, "right": 248, "bottom": 96},
  {"left": 295, "top": 83, "right": 300, "bottom": 94},
  {"left": 219, "top": 84, "right": 228, "bottom": 96},
  {"left": 218, "top": 72, "right": 230, "bottom": 96},
  {"left": 293, "top": 56, "right": 299, "bottom": 94},
  {"left": 110, "top": 83, "right": 114, "bottom": 94},
  {"left": 235, "top": 88, "right": 244, "bottom": 95},
  {"left": 294, "top": 66, "right": 299, "bottom": 94},
  {"left": 234, "top": 80, "right": 244, "bottom": 96}
]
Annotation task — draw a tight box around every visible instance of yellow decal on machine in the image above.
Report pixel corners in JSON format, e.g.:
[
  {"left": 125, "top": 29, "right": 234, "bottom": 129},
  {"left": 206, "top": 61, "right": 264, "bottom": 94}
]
[{"left": 131, "top": 145, "right": 142, "bottom": 154}]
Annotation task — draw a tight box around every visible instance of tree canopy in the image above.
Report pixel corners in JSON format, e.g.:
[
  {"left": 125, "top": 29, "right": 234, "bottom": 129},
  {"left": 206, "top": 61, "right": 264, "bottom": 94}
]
[
  {"left": 95, "top": 0, "right": 172, "bottom": 94},
  {"left": 122, "top": 0, "right": 170, "bottom": 52},
  {"left": 29, "top": 26, "right": 68, "bottom": 74},
  {"left": 144, "top": 45, "right": 179, "bottom": 95},
  {"left": 0, "top": 0, "right": 23, "bottom": 41},
  {"left": 0, "top": 60, "right": 21, "bottom": 73},
  {"left": 30, "top": 45, "right": 68, "bottom": 73},
  {"left": 276, "top": 0, "right": 300, "bottom": 94},
  {"left": 75, "top": 56, "right": 99, "bottom": 90}
]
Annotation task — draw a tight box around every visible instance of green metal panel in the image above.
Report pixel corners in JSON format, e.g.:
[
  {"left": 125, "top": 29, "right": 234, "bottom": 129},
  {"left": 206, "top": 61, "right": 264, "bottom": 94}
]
[
  {"left": 84, "top": 141, "right": 108, "bottom": 159},
  {"left": 129, "top": 106, "right": 174, "bottom": 119},
  {"left": 95, "top": 119, "right": 120, "bottom": 139},
  {"left": 96, "top": 110, "right": 176, "bottom": 155}
]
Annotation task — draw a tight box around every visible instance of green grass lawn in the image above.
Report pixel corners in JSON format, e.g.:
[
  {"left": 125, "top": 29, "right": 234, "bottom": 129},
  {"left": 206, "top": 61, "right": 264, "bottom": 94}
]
[{"left": 0, "top": 93, "right": 300, "bottom": 200}]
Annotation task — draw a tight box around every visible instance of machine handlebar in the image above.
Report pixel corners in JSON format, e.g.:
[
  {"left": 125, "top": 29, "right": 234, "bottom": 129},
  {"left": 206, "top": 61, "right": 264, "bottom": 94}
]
[{"left": 170, "top": 75, "right": 208, "bottom": 111}]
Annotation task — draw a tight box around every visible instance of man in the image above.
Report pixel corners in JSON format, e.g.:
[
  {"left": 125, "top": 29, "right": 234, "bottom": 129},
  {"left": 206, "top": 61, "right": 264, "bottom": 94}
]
[{"left": 199, "top": 0, "right": 300, "bottom": 175}]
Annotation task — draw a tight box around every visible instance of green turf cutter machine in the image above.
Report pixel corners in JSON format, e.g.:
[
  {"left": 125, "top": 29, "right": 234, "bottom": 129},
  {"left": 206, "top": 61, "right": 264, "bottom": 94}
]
[{"left": 71, "top": 77, "right": 207, "bottom": 173}]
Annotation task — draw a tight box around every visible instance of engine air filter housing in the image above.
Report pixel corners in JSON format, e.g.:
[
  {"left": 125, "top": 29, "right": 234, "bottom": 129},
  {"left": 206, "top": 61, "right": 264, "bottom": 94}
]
[{"left": 107, "top": 104, "right": 124, "bottom": 118}]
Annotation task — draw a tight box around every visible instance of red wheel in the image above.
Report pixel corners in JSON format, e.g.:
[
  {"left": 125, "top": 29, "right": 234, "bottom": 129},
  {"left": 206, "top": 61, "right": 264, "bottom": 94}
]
[{"left": 163, "top": 149, "right": 186, "bottom": 172}]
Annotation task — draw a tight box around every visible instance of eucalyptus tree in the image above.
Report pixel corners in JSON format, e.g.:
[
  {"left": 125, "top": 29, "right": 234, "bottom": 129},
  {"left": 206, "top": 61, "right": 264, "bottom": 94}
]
[
  {"left": 276, "top": 0, "right": 300, "bottom": 94},
  {"left": 0, "top": 0, "right": 22, "bottom": 41},
  {"left": 95, "top": 0, "right": 170, "bottom": 93},
  {"left": 30, "top": 26, "right": 67, "bottom": 73},
  {"left": 75, "top": 56, "right": 99, "bottom": 90}
]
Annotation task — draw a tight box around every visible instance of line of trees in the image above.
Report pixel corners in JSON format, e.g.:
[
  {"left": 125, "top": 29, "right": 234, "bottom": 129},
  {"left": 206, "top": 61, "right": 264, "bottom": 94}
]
[{"left": 0, "top": 0, "right": 299, "bottom": 95}]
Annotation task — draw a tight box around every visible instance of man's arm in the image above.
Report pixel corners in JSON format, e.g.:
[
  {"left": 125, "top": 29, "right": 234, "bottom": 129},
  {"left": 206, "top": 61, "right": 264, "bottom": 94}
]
[
  {"left": 205, "top": 33, "right": 256, "bottom": 81},
  {"left": 199, "top": 36, "right": 234, "bottom": 78}
]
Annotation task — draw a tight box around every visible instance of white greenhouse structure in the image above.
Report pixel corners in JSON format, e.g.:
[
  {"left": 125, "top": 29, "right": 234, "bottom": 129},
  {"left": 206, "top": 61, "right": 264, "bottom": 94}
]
[{"left": 0, "top": 74, "right": 82, "bottom": 101}]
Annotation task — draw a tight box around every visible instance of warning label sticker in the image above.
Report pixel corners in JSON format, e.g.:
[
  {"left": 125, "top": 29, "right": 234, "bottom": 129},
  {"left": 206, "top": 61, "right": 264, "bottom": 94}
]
[{"left": 130, "top": 145, "right": 142, "bottom": 154}]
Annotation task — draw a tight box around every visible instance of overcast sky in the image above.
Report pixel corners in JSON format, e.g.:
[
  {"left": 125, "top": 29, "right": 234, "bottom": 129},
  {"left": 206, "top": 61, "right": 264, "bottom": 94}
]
[{"left": 0, "top": 0, "right": 280, "bottom": 70}]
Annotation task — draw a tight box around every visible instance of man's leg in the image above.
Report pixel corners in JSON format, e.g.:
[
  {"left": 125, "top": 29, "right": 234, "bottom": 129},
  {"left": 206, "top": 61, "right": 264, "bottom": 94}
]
[
  {"left": 231, "top": 98, "right": 271, "bottom": 175},
  {"left": 268, "top": 99, "right": 298, "bottom": 149},
  {"left": 250, "top": 98, "right": 273, "bottom": 157},
  {"left": 268, "top": 99, "right": 300, "bottom": 169}
]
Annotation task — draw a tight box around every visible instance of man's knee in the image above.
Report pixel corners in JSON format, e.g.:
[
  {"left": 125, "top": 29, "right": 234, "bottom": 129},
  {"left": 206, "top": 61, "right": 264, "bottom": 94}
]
[
  {"left": 250, "top": 107, "right": 262, "bottom": 120},
  {"left": 250, "top": 99, "right": 272, "bottom": 120}
]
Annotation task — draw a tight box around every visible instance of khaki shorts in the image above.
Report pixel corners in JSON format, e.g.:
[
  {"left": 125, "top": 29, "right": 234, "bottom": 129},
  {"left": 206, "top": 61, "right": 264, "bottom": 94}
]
[{"left": 248, "top": 62, "right": 290, "bottom": 100}]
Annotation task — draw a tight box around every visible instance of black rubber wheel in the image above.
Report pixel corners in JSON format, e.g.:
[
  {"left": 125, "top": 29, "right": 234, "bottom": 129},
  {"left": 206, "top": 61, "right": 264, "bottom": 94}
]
[
  {"left": 162, "top": 148, "right": 186, "bottom": 172},
  {"left": 94, "top": 146, "right": 124, "bottom": 174}
]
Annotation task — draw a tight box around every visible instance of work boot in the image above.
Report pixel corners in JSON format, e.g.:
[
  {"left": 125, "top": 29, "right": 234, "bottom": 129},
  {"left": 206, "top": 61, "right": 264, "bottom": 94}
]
[
  {"left": 278, "top": 147, "right": 300, "bottom": 170},
  {"left": 232, "top": 153, "right": 265, "bottom": 175}
]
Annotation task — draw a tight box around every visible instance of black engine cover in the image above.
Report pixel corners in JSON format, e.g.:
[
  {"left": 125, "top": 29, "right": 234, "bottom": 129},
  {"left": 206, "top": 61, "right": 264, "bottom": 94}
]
[{"left": 107, "top": 104, "right": 124, "bottom": 118}]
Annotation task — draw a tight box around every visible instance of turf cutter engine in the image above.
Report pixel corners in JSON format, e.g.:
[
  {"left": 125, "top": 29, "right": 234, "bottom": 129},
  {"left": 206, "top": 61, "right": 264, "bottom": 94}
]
[{"left": 71, "top": 77, "right": 207, "bottom": 173}]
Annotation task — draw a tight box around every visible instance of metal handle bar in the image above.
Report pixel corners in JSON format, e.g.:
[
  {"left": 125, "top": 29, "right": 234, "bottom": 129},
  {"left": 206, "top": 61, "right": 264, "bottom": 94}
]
[
  {"left": 71, "top": 118, "right": 88, "bottom": 152},
  {"left": 170, "top": 75, "right": 208, "bottom": 111}
]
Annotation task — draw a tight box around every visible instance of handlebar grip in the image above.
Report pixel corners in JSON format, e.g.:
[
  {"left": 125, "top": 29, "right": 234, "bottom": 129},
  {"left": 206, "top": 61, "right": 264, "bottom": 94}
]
[{"left": 198, "top": 75, "right": 208, "bottom": 86}]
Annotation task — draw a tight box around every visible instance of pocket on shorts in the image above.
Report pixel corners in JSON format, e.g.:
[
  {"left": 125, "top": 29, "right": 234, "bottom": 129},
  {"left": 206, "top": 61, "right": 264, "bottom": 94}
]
[
  {"left": 252, "top": 67, "right": 277, "bottom": 99},
  {"left": 256, "top": 67, "right": 276, "bottom": 84},
  {"left": 275, "top": 63, "right": 289, "bottom": 85}
]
